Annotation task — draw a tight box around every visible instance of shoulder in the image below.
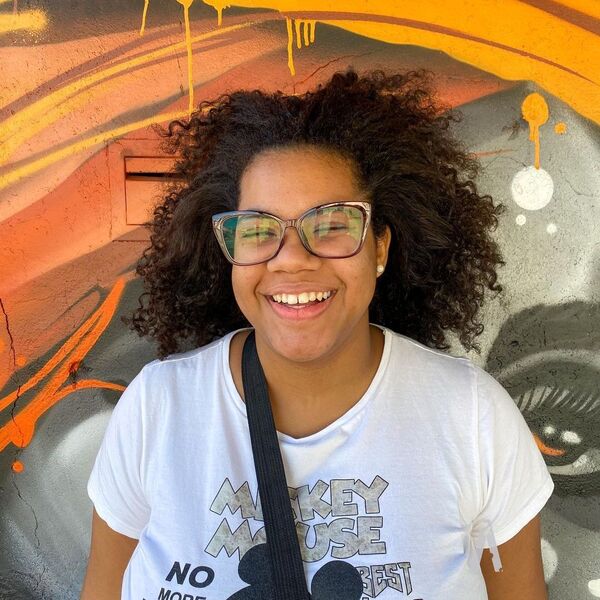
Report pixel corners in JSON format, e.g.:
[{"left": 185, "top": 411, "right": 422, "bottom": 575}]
[
  {"left": 382, "top": 326, "right": 475, "bottom": 384},
  {"left": 116, "top": 329, "right": 244, "bottom": 415},
  {"left": 383, "top": 326, "right": 471, "bottom": 363},
  {"left": 380, "top": 327, "right": 519, "bottom": 421},
  {"left": 140, "top": 329, "right": 242, "bottom": 381}
]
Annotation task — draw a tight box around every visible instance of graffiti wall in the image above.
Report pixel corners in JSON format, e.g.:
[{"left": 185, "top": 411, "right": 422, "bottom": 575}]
[{"left": 0, "top": 1, "right": 598, "bottom": 598}]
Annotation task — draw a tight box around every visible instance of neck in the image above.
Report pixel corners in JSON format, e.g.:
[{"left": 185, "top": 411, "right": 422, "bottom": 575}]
[{"left": 248, "top": 323, "right": 385, "bottom": 437}]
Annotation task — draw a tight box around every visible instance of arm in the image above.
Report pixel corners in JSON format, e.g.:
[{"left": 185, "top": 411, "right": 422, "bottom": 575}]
[
  {"left": 80, "top": 509, "right": 139, "bottom": 600},
  {"left": 480, "top": 514, "right": 547, "bottom": 600}
]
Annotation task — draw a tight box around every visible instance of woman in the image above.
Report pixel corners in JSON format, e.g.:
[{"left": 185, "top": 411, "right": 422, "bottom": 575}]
[{"left": 81, "top": 69, "right": 554, "bottom": 599}]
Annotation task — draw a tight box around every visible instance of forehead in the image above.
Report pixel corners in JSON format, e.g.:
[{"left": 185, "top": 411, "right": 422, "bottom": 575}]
[{"left": 238, "top": 146, "right": 363, "bottom": 217}]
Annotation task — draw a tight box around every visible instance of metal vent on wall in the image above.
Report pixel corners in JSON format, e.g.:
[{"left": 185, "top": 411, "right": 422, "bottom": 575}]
[{"left": 124, "top": 157, "right": 179, "bottom": 225}]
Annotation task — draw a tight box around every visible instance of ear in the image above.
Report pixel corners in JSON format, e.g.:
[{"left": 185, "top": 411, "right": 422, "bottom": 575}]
[{"left": 375, "top": 225, "right": 392, "bottom": 276}]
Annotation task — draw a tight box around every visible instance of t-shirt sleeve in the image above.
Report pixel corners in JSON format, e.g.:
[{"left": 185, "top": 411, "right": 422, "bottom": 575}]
[
  {"left": 87, "top": 368, "right": 152, "bottom": 539},
  {"left": 472, "top": 364, "right": 554, "bottom": 548}
]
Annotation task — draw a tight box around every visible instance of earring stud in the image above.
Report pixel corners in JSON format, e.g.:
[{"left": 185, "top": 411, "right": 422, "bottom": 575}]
[{"left": 376, "top": 264, "right": 384, "bottom": 275}]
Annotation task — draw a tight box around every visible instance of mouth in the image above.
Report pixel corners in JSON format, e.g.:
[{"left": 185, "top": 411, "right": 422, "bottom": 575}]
[
  {"left": 265, "top": 290, "right": 336, "bottom": 320},
  {"left": 271, "top": 290, "right": 333, "bottom": 305}
]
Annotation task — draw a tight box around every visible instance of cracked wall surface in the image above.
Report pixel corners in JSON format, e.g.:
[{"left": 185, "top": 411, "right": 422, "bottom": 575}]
[{"left": 0, "top": 1, "right": 599, "bottom": 599}]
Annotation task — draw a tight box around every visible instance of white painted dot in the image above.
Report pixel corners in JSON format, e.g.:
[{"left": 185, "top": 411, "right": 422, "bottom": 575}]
[
  {"left": 543, "top": 425, "right": 556, "bottom": 436},
  {"left": 511, "top": 166, "right": 554, "bottom": 210},
  {"left": 541, "top": 538, "right": 557, "bottom": 583},
  {"left": 561, "top": 430, "right": 581, "bottom": 444},
  {"left": 546, "top": 223, "right": 557, "bottom": 234},
  {"left": 589, "top": 578, "right": 600, "bottom": 597},
  {"left": 516, "top": 214, "right": 526, "bottom": 226}
]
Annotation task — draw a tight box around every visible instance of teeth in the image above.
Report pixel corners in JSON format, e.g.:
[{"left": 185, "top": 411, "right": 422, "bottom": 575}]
[{"left": 271, "top": 291, "right": 333, "bottom": 305}]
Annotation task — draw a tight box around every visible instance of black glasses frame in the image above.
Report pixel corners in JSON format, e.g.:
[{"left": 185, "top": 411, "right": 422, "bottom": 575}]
[{"left": 212, "top": 201, "right": 372, "bottom": 266}]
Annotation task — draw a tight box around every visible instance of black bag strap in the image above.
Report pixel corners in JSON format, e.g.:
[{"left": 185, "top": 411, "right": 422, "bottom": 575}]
[{"left": 241, "top": 330, "right": 310, "bottom": 599}]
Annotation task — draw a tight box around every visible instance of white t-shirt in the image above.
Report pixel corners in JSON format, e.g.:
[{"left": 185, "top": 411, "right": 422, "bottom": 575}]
[{"left": 87, "top": 326, "right": 554, "bottom": 600}]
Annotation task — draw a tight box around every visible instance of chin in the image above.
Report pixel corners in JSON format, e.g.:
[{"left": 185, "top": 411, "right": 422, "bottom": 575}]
[{"left": 266, "top": 333, "right": 335, "bottom": 363}]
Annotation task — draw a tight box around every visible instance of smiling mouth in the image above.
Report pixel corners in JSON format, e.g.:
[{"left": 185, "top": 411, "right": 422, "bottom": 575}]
[
  {"left": 270, "top": 290, "right": 334, "bottom": 306},
  {"left": 266, "top": 290, "right": 336, "bottom": 313}
]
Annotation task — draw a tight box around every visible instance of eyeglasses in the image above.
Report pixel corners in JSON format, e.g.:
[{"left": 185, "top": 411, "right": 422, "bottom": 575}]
[{"left": 212, "top": 201, "right": 372, "bottom": 266}]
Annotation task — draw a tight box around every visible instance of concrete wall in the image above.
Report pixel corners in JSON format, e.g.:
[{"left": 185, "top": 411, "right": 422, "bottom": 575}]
[{"left": 0, "top": 1, "right": 598, "bottom": 598}]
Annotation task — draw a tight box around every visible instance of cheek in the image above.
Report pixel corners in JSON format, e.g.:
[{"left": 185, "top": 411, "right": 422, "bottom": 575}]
[
  {"left": 343, "top": 256, "right": 377, "bottom": 304},
  {"left": 231, "top": 267, "right": 260, "bottom": 315},
  {"left": 352, "top": 240, "right": 378, "bottom": 288}
]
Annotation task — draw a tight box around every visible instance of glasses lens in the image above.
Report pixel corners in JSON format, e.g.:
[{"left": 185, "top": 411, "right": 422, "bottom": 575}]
[
  {"left": 301, "top": 205, "right": 366, "bottom": 257},
  {"left": 221, "top": 214, "right": 282, "bottom": 264}
]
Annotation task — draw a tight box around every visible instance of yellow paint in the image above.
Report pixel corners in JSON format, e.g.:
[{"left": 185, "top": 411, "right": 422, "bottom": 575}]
[
  {"left": 2, "top": 1, "right": 598, "bottom": 170},
  {"left": 12, "top": 460, "right": 24, "bottom": 473},
  {"left": 322, "top": 16, "right": 598, "bottom": 127},
  {"left": 177, "top": 0, "right": 196, "bottom": 116},
  {"left": 0, "top": 20, "right": 257, "bottom": 166},
  {"left": 297, "top": 20, "right": 314, "bottom": 47},
  {"left": 2, "top": 0, "right": 598, "bottom": 186},
  {"left": 522, "top": 92, "right": 549, "bottom": 169},
  {"left": 283, "top": 18, "right": 315, "bottom": 68},
  {"left": 199, "top": 1, "right": 599, "bottom": 124},
  {"left": 140, "top": 0, "right": 150, "bottom": 36},
  {"left": 204, "top": 0, "right": 231, "bottom": 26},
  {"left": 554, "top": 121, "right": 567, "bottom": 134},
  {"left": 0, "top": 278, "right": 128, "bottom": 452},
  {"left": 0, "top": 9, "right": 46, "bottom": 34},
  {"left": 286, "top": 16, "right": 295, "bottom": 76},
  {"left": 0, "top": 111, "right": 186, "bottom": 190},
  {"left": 294, "top": 17, "right": 302, "bottom": 48}
]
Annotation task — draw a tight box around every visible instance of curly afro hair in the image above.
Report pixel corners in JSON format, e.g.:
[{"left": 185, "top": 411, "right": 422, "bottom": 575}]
[{"left": 127, "top": 67, "right": 506, "bottom": 359}]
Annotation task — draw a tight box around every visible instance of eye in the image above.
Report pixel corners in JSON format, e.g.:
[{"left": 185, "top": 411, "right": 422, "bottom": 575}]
[
  {"left": 502, "top": 361, "right": 600, "bottom": 497},
  {"left": 240, "top": 228, "right": 278, "bottom": 240},
  {"left": 313, "top": 222, "right": 350, "bottom": 236}
]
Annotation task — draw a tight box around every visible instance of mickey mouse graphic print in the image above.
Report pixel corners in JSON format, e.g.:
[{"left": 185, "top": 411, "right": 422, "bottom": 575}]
[{"left": 87, "top": 327, "right": 554, "bottom": 600}]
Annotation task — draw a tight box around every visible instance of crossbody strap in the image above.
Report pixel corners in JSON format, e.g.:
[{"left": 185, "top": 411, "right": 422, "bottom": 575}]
[{"left": 241, "top": 330, "right": 310, "bottom": 599}]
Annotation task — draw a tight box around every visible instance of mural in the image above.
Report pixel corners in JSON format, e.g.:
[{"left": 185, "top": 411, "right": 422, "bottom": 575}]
[{"left": 0, "top": 0, "right": 598, "bottom": 597}]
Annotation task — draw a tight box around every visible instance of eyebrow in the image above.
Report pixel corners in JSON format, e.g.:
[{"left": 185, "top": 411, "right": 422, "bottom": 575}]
[{"left": 238, "top": 198, "right": 368, "bottom": 218}]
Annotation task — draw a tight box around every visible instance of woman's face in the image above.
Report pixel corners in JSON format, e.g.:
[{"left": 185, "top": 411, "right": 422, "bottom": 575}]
[{"left": 232, "top": 146, "right": 390, "bottom": 363}]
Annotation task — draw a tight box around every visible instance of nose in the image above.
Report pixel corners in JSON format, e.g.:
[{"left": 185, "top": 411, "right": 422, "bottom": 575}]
[{"left": 266, "top": 225, "right": 321, "bottom": 272}]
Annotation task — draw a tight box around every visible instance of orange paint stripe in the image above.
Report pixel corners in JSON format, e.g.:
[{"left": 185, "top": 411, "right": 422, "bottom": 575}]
[
  {"left": 533, "top": 433, "right": 566, "bottom": 456},
  {"left": 0, "top": 277, "right": 126, "bottom": 411},
  {"left": 0, "top": 380, "right": 126, "bottom": 452},
  {"left": 0, "top": 278, "right": 131, "bottom": 453}
]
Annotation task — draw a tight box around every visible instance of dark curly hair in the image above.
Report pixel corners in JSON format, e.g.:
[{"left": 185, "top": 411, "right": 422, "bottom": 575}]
[{"left": 127, "top": 67, "right": 506, "bottom": 359}]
